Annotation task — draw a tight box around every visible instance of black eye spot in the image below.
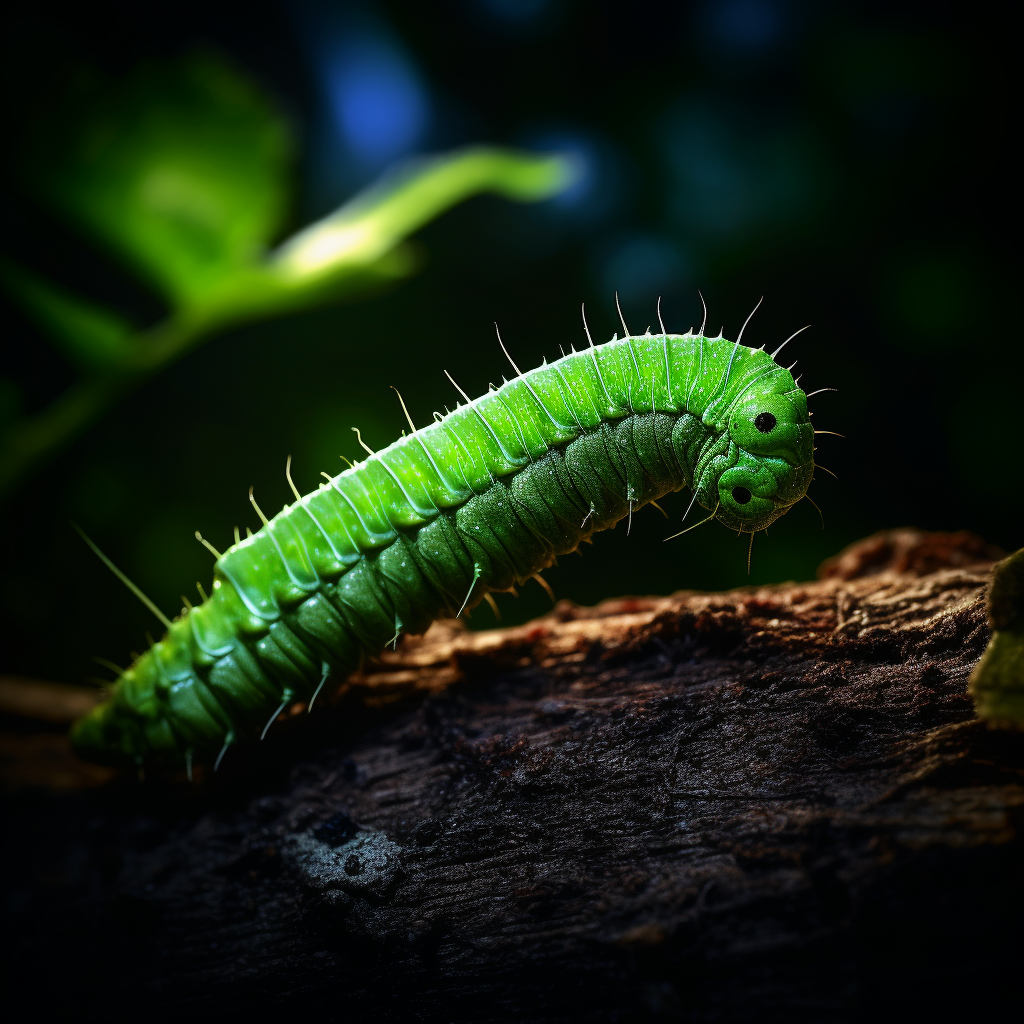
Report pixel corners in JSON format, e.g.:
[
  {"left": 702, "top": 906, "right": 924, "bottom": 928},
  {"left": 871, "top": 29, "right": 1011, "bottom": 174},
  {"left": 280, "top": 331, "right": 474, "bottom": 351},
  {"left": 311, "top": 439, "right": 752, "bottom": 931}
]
[
  {"left": 732, "top": 486, "right": 752, "bottom": 505},
  {"left": 754, "top": 412, "right": 777, "bottom": 433}
]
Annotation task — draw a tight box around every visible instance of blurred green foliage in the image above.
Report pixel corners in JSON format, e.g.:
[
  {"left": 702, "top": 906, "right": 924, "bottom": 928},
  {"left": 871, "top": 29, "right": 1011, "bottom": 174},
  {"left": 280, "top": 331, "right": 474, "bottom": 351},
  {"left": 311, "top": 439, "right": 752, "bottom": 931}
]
[
  {"left": 29, "top": 53, "right": 293, "bottom": 308},
  {"left": 0, "top": 50, "right": 570, "bottom": 497}
]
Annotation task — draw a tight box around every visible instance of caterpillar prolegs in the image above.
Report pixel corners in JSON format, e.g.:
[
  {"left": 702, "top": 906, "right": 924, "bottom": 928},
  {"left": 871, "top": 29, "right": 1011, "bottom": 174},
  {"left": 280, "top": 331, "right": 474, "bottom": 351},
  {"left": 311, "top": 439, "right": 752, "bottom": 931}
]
[{"left": 71, "top": 318, "right": 815, "bottom": 769}]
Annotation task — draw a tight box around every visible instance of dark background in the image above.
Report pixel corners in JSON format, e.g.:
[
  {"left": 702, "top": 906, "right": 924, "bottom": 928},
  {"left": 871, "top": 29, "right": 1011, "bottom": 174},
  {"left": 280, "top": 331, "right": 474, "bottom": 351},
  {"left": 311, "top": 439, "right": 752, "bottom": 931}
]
[{"left": 1, "top": 0, "right": 1017, "bottom": 687}]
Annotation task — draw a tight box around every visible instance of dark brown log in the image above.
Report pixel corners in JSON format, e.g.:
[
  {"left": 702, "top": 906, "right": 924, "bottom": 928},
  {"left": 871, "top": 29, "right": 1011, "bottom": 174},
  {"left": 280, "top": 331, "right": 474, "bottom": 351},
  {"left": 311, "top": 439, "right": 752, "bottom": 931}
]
[{"left": 3, "top": 529, "right": 1022, "bottom": 1022}]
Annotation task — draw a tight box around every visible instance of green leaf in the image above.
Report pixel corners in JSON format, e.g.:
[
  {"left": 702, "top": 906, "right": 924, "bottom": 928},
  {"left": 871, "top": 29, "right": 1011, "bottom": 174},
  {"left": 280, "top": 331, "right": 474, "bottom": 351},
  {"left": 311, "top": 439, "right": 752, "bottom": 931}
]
[
  {"left": 0, "top": 260, "right": 134, "bottom": 370},
  {"left": 27, "top": 51, "right": 292, "bottom": 308},
  {"left": 970, "top": 548, "right": 1024, "bottom": 727}
]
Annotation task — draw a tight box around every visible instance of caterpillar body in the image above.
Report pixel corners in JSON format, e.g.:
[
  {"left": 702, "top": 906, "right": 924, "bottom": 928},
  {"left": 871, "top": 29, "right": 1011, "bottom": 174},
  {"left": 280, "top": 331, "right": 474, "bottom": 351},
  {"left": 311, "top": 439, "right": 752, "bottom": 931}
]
[{"left": 71, "top": 324, "right": 815, "bottom": 769}]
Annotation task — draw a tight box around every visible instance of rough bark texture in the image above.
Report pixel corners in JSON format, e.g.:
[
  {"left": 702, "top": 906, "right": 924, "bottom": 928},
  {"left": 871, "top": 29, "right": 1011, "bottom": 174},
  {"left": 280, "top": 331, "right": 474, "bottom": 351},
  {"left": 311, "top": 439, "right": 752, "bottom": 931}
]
[{"left": 3, "top": 529, "right": 1022, "bottom": 1023}]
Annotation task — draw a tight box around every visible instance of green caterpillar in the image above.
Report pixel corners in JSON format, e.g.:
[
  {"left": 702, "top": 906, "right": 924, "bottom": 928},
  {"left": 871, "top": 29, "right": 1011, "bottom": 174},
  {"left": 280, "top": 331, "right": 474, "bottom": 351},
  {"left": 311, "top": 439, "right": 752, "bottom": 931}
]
[{"left": 71, "top": 307, "right": 816, "bottom": 771}]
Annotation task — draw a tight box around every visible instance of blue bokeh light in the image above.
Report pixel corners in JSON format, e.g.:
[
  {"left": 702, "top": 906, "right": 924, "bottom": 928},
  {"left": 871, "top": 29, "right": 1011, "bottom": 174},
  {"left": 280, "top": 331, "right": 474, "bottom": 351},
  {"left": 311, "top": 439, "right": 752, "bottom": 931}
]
[
  {"left": 599, "top": 235, "right": 691, "bottom": 306},
  {"left": 475, "top": 0, "right": 554, "bottom": 24},
  {"left": 665, "top": 105, "right": 752, "bottom": 239},
  {"left": 288, "top": 2, "right": 432, "bottom": 210},
  {"left": 662, "top": 101, "right": 819, "bottom": 243},
  {"left": 520, "top": 129, "right": 627, "bottom": 224},
  {"left": 700, "top": 0, "right": 786, "bottom": 52},
  {"left": 469, "top": 0, "right": 562, "bottom": 34},
  {"left": 325, "top": 39, "right": 428, "bottom": 166}
]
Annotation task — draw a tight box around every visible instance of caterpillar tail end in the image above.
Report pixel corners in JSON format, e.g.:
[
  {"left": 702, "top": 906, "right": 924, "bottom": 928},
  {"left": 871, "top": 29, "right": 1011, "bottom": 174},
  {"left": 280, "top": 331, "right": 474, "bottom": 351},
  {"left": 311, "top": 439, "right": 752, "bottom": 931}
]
[
  {"left": 70, "top": 702, "right": 121, "bottom": 766},
  {"left": 70, "top": 698, "right": 161, "bottom": 768}
]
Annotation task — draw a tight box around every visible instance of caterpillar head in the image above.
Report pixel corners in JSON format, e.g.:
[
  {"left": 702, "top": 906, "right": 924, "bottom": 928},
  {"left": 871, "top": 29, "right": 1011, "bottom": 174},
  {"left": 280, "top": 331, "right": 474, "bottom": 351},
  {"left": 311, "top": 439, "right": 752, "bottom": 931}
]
[{"left": 715, "top": 391, "right": 815, "bottom": 533}]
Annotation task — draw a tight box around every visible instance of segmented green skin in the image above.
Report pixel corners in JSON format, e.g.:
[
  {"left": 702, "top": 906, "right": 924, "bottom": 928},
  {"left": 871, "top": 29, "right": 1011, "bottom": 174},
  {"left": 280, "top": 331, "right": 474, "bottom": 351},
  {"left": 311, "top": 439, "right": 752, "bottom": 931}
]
[{"left": 71, "top": 332, "right": 813, "bottom": 767}]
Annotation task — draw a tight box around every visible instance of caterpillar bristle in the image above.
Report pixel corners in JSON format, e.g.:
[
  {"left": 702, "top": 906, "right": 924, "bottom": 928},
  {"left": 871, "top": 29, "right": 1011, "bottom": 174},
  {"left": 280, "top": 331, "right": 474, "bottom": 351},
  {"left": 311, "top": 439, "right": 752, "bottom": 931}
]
[
  {"left": 736, "top": 296, "right": 763, "bottom": 348},
  {"left": 285, "top": 455, "right": 302, "bottom": 502},
  {"left": 615, "top": 291, "right": 630, "bottom": 337},
  {"left": 581, "top": 303, "right": 595, "bottom": 347},
  {"left": 91, "top": 655, "right": 126, "bottom": 676},
  {"left": 495, "top": 323, "right": 523, "bottom": 377},
  {"left": 195, "top": 531, "right": 222, "bottom": 560},
  {"left": 351, "top": 427, "right": 375, "bottom": 457},
  {"left": 391, "top": 386, "right": 418, "bottom": 434},
  {"left": 803, "top": 492, "right": 826, "bottom": 529},
  {"left": 531, "top": 573, "right": 556, "bottom": 604},
  {"left": 73, "top": 523, "right": 173, "bottom": 630},
  {"left": 771, "top": 324, "right": 810, "bottom": 360}
]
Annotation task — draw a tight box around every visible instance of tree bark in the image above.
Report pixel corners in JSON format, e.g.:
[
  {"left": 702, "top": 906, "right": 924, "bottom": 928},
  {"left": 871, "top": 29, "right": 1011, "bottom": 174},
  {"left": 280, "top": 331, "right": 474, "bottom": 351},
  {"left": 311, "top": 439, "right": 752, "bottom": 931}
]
[{"left": 3, "top": 529, "right": 1022, "bottom": 1022}]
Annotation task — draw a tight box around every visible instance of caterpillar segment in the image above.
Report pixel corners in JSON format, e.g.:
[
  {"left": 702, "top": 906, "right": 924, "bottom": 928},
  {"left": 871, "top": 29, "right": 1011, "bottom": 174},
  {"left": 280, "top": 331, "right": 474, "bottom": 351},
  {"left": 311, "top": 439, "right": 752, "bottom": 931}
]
[{"left": 71, "top": 331, "right": 815, "bottom": 768}]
